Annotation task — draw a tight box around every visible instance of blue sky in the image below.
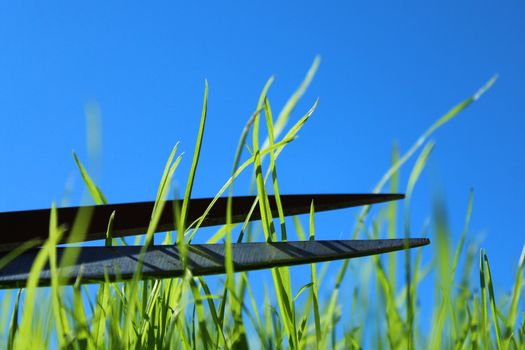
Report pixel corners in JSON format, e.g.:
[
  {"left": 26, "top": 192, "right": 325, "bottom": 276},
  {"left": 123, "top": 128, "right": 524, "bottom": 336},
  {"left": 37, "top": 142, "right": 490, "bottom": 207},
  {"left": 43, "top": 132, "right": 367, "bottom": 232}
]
[{"left": 1, "top": 0, "right": 524, "bottom": 323}]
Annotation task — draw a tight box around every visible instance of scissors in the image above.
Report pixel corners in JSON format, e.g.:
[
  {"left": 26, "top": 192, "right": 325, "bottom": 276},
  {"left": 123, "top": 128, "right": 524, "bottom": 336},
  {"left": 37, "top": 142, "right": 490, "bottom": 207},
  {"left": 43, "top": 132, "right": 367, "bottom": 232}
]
[{"left": 0, "top": 193, "right": 429, "bottom": 288}]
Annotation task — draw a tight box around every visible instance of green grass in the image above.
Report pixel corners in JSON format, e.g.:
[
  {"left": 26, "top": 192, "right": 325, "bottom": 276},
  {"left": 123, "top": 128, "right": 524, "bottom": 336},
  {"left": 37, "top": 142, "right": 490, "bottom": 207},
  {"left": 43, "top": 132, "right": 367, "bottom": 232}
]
[{"left": 1, "top": 59, "right": 523, "bottom": 349}]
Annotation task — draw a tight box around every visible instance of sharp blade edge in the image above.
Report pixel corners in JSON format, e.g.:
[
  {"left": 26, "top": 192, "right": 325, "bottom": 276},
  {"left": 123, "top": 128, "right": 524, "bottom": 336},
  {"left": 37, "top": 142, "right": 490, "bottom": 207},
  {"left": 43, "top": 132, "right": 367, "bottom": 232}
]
[
  {"left": 0, "top": 194, "right": 404, "bottom": 250},
  {"left": 0, "top": 238, "right": 428, "bottom": 288}
]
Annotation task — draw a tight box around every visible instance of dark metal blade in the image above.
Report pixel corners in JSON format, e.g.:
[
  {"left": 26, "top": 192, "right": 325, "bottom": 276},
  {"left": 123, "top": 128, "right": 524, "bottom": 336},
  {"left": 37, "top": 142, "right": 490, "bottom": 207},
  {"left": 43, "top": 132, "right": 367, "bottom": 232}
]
[
  {"left": 0, "top": 237, "right": 428, "bottom": 288},
  {"left": 0, "top": 193, "right": 403, "bottom": 250}
]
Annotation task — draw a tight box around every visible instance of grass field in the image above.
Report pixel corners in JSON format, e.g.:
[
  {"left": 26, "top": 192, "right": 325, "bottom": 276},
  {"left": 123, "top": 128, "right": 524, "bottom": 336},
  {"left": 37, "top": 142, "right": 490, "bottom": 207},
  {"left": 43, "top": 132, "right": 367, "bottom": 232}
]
[{"left": 0, "top": 60, "right": 523, "bottom": 349}]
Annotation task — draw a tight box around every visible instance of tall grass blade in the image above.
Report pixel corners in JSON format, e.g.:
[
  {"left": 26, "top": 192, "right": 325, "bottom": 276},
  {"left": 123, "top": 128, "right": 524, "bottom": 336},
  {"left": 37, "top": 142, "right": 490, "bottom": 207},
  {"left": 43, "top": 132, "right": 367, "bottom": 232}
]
[
  {"left": 105, "top": 210, "right": 116, "bottom": 247},
  {"left": 189, "top": 278, "right": 213, "bottom": 348},
  {"left": 198, "top": 277, "right": 227, "bottom": 346},
  {"left": 47, "top": 204, "right": 70, "bottom": 347},
  {"left": 0, "top": 241, "right": 39, "bottom": 271},
  {"left": 404, "top": 141, "right": 434, "bottom": 348},
  {"left": 387, "top": 142, "right": 400, "bottom": 289},
  {"left": 356, "top": 76, "right": 498, "bottom": 240},
  {"left": 504, "top": 245, "right": 525, "bottom": 347},
  {"left": 250, "top": 75, "right": 297, "bottom": 347},
  {"left": 179, "top": 80, "right": 208, "bottom": 234},
  {"left": 264, "top": 97, "right": 287, "bottom": 241},
  {"left": 73, "top": 151, "right": 107, "bottom": 205},
  {"left": 123, "top": 145, "right": 182, "bottom": 343},
  {"left": 263, "top": 56, "right": 320, "bottom": 148},
  {"left": 7, "top": 289, "right": 21, "bottom": 350},
  {"left": 310, "top": 201, "right": 322, "bottom": 347},
  {"left": 480, "top": 249, "right": 489, "bottom": 349},
  {"left": 451, "top": 190, "right": 474, "bottom": 278},
  {"left": 484, "top": 251, "right": 503, "bottom": 349}
]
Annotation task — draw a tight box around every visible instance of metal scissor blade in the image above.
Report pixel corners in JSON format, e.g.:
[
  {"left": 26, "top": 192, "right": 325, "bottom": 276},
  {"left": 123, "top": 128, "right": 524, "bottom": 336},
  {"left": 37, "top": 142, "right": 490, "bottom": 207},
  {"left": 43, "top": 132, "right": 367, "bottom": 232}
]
[
  {"left": 0, "top": 193, "right": 403, "bottom": 250},
  {"left": 0, "top": 238, "right": 428, "bottom": 288}
]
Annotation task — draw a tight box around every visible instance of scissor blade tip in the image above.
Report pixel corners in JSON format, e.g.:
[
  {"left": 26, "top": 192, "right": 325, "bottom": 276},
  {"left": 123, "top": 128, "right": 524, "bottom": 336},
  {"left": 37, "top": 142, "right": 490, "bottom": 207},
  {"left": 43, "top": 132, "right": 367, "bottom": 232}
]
[
  {"left": 407, "top": 238, "right": 430, "bottom": 248},
  {"left": 361, "top": 193, "right": 405, "bottom": 204},
  {"left": 383, "top": 193, "right": 405, "bottom": 199}
]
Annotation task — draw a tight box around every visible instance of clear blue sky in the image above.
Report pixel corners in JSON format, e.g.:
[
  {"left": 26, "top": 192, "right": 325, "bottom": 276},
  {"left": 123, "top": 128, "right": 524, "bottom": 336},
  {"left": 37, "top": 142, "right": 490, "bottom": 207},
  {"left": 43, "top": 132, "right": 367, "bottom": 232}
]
[{"left": 0, "top": 1, "right": 523, "bottom": 318}]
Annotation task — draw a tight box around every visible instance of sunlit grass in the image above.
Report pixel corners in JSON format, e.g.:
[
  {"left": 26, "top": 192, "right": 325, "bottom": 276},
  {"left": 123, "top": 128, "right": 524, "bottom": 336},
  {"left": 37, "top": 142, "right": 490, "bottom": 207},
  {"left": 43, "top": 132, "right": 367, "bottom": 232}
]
[{"left": 1, "top": 59, "right": 521, "bottom": 349}]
